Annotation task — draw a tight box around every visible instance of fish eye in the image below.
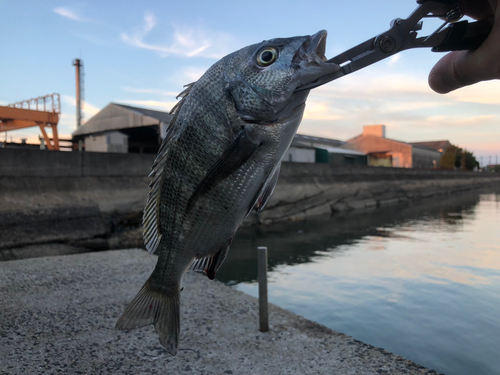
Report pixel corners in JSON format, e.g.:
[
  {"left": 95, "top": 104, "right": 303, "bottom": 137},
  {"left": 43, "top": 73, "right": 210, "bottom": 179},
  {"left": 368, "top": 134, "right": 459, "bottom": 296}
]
[{"left": 257, "top": 48, "right": 278, "bottom": 67}]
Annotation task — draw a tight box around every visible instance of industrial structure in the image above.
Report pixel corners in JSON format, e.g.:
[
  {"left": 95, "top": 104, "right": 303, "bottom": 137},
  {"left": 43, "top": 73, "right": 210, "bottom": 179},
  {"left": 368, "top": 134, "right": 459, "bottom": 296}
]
[
  {"left": 73, "top": 103, "right": 367, "bottom": 165},
  {"left": 286, "top": 134, "right": 367, "bottom": 165},
  {"left": 72, "top": 59, "right": 84, "bottom": 129},
  {"left": 72, "top": 103, "right": 172, "bottom": 153},
  {"left": 410, "top": 140, "right": 452, "bottom": 154},
  {"left": 0, "top": 94, "right": 61, "bottom": 150},
  {"left": 73, "top": 106, "right": 451, "bottom": 169},
  {"left": 342, "top": 125, "right": 443, "bottom": 168}
]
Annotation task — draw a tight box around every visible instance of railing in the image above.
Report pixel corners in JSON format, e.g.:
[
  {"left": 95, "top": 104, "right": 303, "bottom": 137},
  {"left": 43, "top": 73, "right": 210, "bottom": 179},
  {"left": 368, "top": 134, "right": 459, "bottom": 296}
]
[{"left": 8, "top": 93, "right": 61, "bottom": 114}]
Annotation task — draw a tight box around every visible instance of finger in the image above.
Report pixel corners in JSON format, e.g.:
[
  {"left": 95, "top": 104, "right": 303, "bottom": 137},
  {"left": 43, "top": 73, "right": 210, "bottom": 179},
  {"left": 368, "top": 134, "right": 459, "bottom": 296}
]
[
  {"left": 428, "top": 22, "right": 500, "bottom": 93},
  {"left": 429, "top": 51, "right": 480, "bottom": 93}
]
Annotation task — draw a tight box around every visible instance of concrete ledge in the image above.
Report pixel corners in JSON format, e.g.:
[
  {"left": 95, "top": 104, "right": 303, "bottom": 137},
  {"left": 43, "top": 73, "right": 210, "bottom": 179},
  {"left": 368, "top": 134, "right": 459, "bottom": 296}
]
[
  {"left": 0, "top": 249, "right": 438, "bottom": 374},
  {"left": 1, "top": 157, "right": 499, "bottom": 255},
  {"left": 0, "top": 148, "right": 155, "bottom": 177},
  {"left": 257, "top": 173, "right": 500, "bottom": 224}
]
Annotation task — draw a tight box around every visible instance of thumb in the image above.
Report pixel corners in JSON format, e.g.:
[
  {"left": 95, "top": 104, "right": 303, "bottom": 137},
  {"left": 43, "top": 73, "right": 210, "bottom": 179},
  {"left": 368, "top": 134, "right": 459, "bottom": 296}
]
[
  {"left": 428, "top": 21, "right": 500, "bottom": 94},
  {"left": 429, "top": 50, "right": 489, "bottom": 94}
]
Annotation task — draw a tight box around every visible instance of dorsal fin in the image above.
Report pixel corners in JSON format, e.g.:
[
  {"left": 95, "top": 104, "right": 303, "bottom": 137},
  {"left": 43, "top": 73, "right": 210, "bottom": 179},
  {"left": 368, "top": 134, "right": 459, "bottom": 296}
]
[
  {"left": 142, "top": 82, "right": 196, "bottom": 254},
  {"left": 168, "top": 82, "right": 195, "bottom": 128}
]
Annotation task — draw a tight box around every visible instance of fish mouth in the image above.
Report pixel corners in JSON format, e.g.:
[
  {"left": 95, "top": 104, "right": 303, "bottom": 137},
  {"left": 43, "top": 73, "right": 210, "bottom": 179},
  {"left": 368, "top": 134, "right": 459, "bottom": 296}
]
[
  {"left": 294, "top": 30, "right": 340, "bottom": 92},
  {"left": 312, "top": 30, "right": 328, "bottom": 62}
]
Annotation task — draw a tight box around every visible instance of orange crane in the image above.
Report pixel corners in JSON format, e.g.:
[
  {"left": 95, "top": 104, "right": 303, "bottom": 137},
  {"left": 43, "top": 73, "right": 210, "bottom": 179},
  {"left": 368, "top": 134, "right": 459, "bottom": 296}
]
[{"left": 0, "top": 93, "right": 61, "bottom": 150}]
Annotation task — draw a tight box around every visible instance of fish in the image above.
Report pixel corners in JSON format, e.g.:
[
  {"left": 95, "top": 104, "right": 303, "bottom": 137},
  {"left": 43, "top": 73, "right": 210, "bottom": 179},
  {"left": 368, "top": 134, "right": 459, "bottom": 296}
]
[{"left": 115, "top": 30, "right": 340, "bottom": 355}]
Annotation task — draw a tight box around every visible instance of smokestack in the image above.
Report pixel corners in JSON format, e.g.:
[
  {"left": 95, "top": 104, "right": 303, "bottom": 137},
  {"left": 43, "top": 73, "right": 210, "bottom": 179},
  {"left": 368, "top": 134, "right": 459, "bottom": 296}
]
[{"left": 72, "top": 59, "right": 83, "bottom": 128}]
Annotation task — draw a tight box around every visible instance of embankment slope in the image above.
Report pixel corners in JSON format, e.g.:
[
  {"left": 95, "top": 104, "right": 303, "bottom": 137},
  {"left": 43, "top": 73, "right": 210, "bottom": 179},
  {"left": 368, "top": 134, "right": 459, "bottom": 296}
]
[{"left": 1, "top": 148, "right": 499, "bottom": 259}]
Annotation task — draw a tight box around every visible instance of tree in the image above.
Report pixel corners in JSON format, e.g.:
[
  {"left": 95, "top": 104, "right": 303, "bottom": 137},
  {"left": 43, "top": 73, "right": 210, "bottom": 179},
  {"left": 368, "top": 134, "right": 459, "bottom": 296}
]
[
  {"left": 440, "top": 145, "right": 458, "bottom": 169},
  {"left": 440, "top": 145, "right": 479, "bottom": 171},
  {"left": 459, "top": 149, "right": 479, "bottom": 170}
]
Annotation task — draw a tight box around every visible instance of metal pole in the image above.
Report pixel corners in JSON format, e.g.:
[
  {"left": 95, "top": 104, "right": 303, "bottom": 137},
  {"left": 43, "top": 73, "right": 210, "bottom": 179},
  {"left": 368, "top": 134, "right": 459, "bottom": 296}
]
[
  {"left": 257, "top": 246, "right": 269, "bottom": 332},
  {"left": 73, "top": 59, "right": 82, "bottom": 128}
]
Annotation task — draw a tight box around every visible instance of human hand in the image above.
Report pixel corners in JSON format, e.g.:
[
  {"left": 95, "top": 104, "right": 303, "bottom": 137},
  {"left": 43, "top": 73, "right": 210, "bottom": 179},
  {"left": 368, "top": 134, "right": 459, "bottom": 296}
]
[{"left": 428, "top": 0, "right": 500, "bottom": 93}]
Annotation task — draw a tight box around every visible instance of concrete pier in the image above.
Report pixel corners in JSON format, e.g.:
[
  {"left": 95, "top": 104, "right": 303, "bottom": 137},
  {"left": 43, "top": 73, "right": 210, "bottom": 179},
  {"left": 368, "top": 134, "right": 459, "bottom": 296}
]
[{"left": 0, "top": 249, "right": 439, "bottom": 374}]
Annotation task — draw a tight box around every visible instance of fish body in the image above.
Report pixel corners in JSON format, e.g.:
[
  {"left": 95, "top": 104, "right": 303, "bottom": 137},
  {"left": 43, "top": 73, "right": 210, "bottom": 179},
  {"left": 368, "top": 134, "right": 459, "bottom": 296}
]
[{"left": 116, "top": 30, "right": 339, "bottom": 354}]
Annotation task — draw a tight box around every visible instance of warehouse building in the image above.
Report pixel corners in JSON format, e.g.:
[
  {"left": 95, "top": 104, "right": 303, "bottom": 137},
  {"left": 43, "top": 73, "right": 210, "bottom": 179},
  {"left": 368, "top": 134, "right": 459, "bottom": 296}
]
[
  {"left": 342, "top": 125, "right": 442, "bottom": 168},
  {"left": 73, "top": 103, "right": 366, "bottom": 166},
  {"left": 410, "top": 140, "right": 451, "bottom": 154},
  {"left": 285, "top": 134, "right": 367, "bottom": 165},
  {"left": 72, "top": 103, "right": 172, "bottom": 153}
]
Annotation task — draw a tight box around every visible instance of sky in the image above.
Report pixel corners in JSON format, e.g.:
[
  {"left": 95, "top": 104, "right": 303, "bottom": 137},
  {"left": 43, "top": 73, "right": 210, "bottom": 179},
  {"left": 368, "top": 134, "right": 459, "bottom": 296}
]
[{"left": 1, "top": 0, "right": 499, "bottom": 166}]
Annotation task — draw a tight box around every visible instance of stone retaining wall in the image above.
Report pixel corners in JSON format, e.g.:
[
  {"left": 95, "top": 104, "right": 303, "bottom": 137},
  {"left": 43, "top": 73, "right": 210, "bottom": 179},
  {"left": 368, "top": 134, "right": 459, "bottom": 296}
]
[
  {"left": 1, "top": 148, "right": 499, "bottom": 258},
  {"left": 255, "top": 163, "right": 500, "bottom": 224}
]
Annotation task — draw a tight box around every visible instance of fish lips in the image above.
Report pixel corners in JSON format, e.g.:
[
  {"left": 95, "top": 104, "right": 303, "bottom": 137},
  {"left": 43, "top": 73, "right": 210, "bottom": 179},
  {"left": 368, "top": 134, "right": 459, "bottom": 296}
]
[{"left": 294, "top": 30, "right": 340, "bottom": 92}]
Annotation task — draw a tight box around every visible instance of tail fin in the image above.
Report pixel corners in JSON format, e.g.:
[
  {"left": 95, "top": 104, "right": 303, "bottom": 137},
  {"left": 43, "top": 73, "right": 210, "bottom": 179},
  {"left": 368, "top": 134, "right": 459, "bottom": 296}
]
[{"left": 116, "top": 277, "right": 180, "bottom": 355}]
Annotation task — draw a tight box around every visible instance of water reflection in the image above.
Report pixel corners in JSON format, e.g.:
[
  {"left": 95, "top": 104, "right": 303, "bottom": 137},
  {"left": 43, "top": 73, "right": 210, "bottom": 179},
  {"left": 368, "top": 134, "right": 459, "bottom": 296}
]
[
  {"left": 216, "top": 191, "right": 482, "bottom": 285},
  {"left": 216, "top": 189, "right": 500, "bottom": 375}
]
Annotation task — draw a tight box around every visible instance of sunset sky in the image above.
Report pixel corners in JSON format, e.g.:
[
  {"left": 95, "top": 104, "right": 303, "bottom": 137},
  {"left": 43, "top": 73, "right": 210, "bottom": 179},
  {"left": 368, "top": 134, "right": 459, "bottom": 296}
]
[{"left": 1, "top": 0, "right": 499, "bottom": 165}]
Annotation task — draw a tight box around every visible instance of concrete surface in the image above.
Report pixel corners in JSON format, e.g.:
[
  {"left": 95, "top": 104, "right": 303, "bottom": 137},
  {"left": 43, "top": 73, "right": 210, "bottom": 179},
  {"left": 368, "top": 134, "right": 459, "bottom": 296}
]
[
  {"left": 260, "top": 163, "right": 500, "bottom": 224},
  {"left": 0, "top": 148, "right": 155, "bottom": 177},
  {"left": 1, "top": 148, "right": 499, "bottom": 258},
  {"left": 0, "top": 176, "right": 148, "bottom": 257},
  {"left": 0, "top": 249, "right": 440, "bottom": 374}
]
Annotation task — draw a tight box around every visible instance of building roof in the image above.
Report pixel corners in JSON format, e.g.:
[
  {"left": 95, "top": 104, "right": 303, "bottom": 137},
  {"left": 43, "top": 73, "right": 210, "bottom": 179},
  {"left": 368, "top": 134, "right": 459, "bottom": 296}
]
[
  {"left": 319, "top": 146, "right": 366, "bottom": 155},
  {"left": 113, "top": 104, "right": 173, "bottom": 123},
  {"left": 72, "top": 103, "right": 173, "bottom": 137},
  {"left": 410, "top": 143, "right": 440, "bottom": 152},
  {"left": 410, "top": 140, "right": 451, "bottom": 152},
  {"left": 291, "top": 133, "right": 345, "bottom": 148},
  {"left": 345, "top": 133, "right": 412, "bottom": 147}
]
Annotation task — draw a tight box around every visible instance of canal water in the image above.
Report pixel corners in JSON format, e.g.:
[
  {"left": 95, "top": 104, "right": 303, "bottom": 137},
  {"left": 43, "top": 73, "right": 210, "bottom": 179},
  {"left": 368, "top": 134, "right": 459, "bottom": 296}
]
[{"left": 216, "top": 189, "right": 500, "bottom": 375}]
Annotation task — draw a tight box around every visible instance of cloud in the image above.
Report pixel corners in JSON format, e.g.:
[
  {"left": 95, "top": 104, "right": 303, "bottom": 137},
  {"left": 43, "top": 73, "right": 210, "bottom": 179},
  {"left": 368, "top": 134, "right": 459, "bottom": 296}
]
[
  {"left": 387, "top": 54, "right": 401, "bottom": 67},
  {"left": 297, "top": 120, "right": 356, "bottom": 141},
  {"left": 121, "top": 87, "right": 179, "bottom": 97},
  {"left": 303, "top": 100, "right": 342, "bottom": 121},
  {"left": 461, "top": 140, "right": 500, "bottom": 153},
  {"left": 61, "top": 95, "right": 100, "bottom": 121},
  {"left": 120, "top": 11, "right": 240, "bottom": 59},
  {"left": 448, "top": 80, "right": 500, "bottom": 105},
  {"left": 419, "top": 114, "right": 498, "bottom": 130},
  {"left": 53, "top": 7, "right": 83, "bottom": 21},
  {"left": 176, "top": 66, "right": 209, "bottom": 86},
  {"left": 297, "top": 65, "right": 500, "bottom": 159},
  {"left": 456, "top": 115, "right": 497, "bottom": 124}
]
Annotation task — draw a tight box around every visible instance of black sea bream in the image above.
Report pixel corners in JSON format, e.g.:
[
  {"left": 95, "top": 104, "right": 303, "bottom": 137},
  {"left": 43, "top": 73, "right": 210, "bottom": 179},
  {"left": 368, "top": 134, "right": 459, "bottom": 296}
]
[{"left": 116, "top": 30, "right": 340, "bottom": 355}]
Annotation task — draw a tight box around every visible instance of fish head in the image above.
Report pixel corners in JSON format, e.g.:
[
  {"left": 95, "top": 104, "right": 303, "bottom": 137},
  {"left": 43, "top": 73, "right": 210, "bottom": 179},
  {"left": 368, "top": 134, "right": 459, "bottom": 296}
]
[{"left": 225, "top": 30, "right": 340, "bottom": 124}]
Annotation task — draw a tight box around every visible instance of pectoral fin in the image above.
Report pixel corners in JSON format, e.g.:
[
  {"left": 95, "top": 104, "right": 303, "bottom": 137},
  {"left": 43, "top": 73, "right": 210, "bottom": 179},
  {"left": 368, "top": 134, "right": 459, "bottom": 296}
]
[
  {"left": 245, "top": 164, "right": 281, "bottom": 217},
  {"left": 187, "top": 128, "right": 260, "bottom": 210},
  {"left": 255, "top": 164, "right": 280, "bottom": 213}
]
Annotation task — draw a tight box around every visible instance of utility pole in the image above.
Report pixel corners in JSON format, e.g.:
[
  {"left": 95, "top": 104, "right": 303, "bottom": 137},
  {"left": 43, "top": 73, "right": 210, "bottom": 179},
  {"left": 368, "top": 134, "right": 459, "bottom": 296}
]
[{"left": 72, "top": 59, "right": 83, "bottom": 128}]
